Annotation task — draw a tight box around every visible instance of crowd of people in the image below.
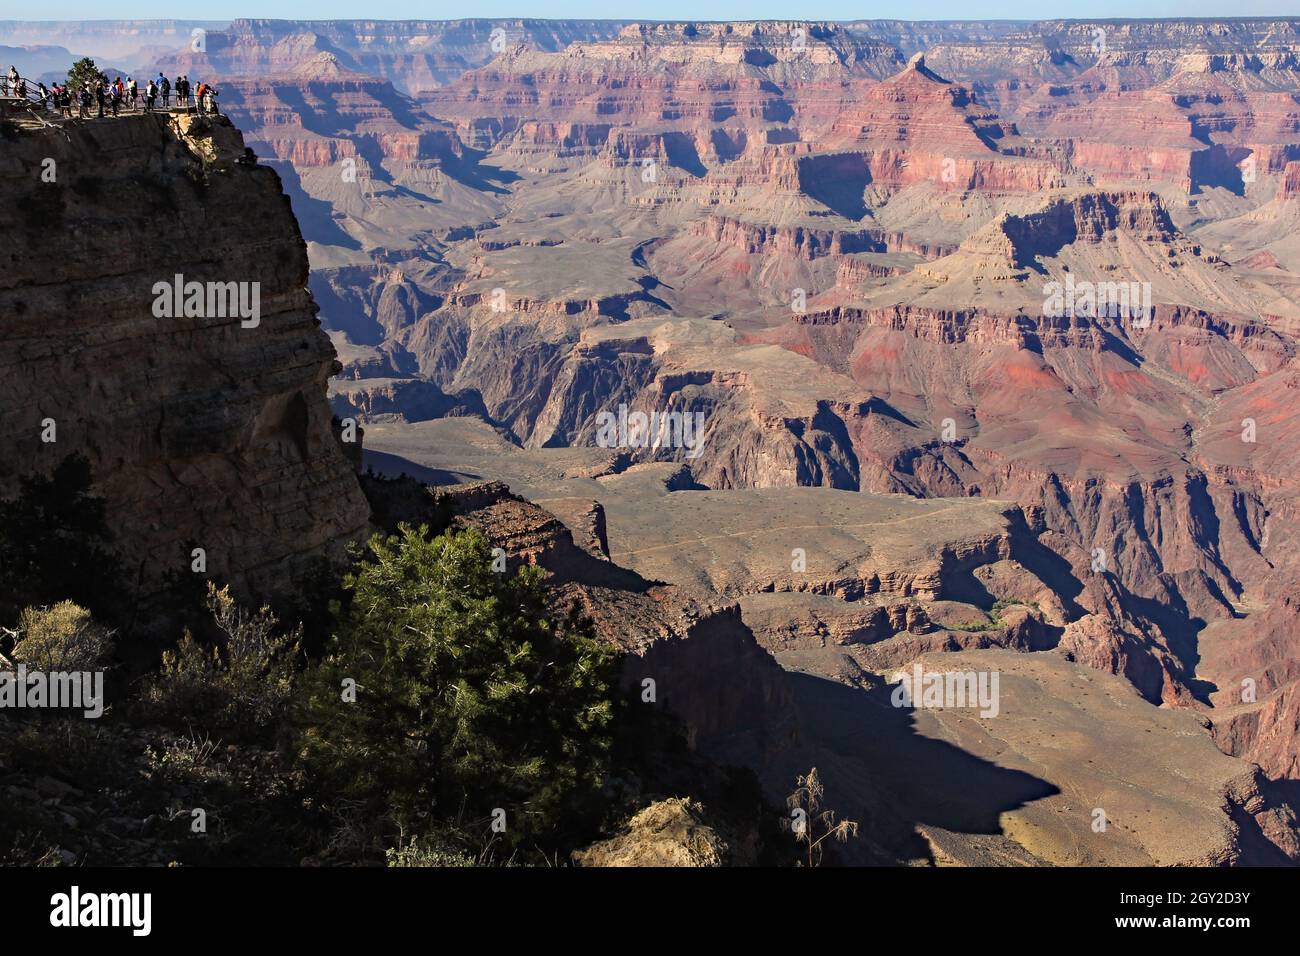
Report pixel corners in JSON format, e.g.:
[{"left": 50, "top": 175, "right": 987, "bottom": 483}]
[{"left": 5, "top": 65, "right": 219, "bottom": 119}]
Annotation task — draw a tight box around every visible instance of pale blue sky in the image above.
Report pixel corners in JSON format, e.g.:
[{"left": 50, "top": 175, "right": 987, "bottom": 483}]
[{"left": 8, "top": 2, "right": 1297, "bottom": 22}]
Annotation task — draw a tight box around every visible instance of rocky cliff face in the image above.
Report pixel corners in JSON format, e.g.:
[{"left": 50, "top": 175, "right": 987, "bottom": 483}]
[
  {"left": 217, "top": 54, "right": 467, "bottom": 170},
  {"left": 0, "top": 113, "right": 370, "bottom": 615}
]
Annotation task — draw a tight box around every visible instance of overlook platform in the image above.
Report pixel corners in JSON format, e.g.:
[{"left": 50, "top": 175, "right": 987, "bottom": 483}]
[
  {"left": 1, "top": 102, "right": 218, "bottom": 128},
  {"left": 1, "top": 76, "right": 217, "bottom": 127}
]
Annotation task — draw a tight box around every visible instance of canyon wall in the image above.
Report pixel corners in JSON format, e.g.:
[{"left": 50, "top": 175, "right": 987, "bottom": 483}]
[{"left": 0, "top": 113, "right": 370, "bottom": 614}]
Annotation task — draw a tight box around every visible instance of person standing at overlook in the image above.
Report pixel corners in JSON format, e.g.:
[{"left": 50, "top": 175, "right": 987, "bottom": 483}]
[{"left": 158, "top": 72, "right": 169, "bottom": 108}]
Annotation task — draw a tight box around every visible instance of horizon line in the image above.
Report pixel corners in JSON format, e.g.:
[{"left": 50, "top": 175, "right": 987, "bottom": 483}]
[{"left": 5, "top": 15, "right": 1300, "bottom": 25}]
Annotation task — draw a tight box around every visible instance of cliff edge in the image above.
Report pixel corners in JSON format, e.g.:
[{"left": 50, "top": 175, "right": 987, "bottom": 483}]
[{"left": 0, "top": 113, "right": 370, "bottom": 619}]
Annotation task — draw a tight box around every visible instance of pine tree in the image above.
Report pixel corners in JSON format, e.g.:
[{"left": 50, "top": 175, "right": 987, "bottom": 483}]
[
  {"left": 66, "top": 57, "right": 105, "bottom": 91},
  {"left": 298, "top": 524, "right": 621, "bottom": 856}
]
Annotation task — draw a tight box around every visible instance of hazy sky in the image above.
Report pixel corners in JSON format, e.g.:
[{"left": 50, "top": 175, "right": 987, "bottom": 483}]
[{"left": 8, "top": 2, "right": 1297, "bottom": 22}]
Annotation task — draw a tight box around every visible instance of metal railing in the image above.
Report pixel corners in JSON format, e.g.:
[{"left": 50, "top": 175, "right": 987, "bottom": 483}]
[
  {"left": 1, "top": 74, "right": 45, "bottom": 105},
  {"left": 0, "top": 74, "right": 58, "bottom": 126},
  {"left": 1, "top": 74, "right": 220, "bottom": 125}
]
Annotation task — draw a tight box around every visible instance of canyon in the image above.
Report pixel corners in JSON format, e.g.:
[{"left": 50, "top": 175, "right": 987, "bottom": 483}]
[{"left": 5, "top": 16, "right": 1300, "bottom": 865}]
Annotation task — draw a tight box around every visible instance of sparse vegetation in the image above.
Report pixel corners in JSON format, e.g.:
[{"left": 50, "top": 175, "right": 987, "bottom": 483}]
[
  {"left": 784, "top": 767, "right": 859, "bottom": 867},
  {"left": 947, "top": 597, "right": 1039, "bottom": 632},
  {"left": 5, "top": 720, "right": 122, "bottom": 789},
  {"left": 143, "top": 583, "right": 300, "bottom": 743},
  {"left": 385, "top": 838, "right": 477, "bottom": 868},
  {"left": 9, "top": 602, "right": 114, "bottom": 672},
  {"left": 0, "top": 466, "right": 780, "bottom": 867}
]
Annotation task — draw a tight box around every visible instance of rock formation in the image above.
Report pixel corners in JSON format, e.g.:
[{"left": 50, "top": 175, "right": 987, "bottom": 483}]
[{"left": 0, "top": 113, "right": 370, "bottom": 614}]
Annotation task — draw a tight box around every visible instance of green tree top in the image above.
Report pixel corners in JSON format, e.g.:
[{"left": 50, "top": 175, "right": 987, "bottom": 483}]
[
  {"left": 66, "top": 57, "right": 106, "bottom": 91},
  {"left": 298, "top": 524, "right": 621, "bottom": 855}
]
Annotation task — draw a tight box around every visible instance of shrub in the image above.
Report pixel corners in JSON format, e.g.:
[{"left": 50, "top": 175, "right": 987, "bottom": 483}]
[
  {"left": 1, "top": 835, "right": 64, "bottom": 867},
  {"left": 144, "top": 583, "right": 300, "bottom": 741},
  {"left": 143, "top": 731, "right": 227, "bottom": 790},
  {"left": 385, "top": 838, "right": 476, "bottom": 868},
  {"left": 298, "top": 524, "right": 621, "bottom": 857},
  {"left": 11, "top": 602, "right": 114, "bottom": 672},
  {"left": 784, "top": 767, "right": 859, "bottom": 868}
]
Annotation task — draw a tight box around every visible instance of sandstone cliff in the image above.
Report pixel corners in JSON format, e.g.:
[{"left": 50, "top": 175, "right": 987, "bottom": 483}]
[{"left": 0, "top": 113, "right": 370, "bottom": 620}]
